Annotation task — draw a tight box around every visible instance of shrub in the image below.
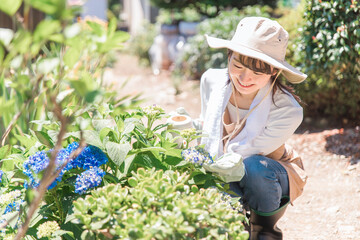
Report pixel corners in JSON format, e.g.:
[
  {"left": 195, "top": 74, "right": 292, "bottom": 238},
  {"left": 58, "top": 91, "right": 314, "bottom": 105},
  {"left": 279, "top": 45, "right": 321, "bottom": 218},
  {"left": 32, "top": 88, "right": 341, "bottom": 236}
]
[
  {"left": 175, "top": 6, "right": 271, "bottom": 80},
  {"left": 150, "top": 0, "right": 277, "bottom": 17},
  {"left": 71, "top": 168, "right": 249, "bottom": 240},
  {"left": 127, "top": 21, "right": 157, "bottom": 67},
  {"left": 296, "top": 0, "right": 360, "bottom": 123}
]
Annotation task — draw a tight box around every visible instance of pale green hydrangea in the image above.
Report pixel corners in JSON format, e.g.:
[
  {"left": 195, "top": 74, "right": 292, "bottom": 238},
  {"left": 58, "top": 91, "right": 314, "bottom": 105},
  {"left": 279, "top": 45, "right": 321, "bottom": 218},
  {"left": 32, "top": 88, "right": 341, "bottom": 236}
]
[
  {"left": 0, "top": 190, "right": 21, "bottom": 205},
  {"left": 4, "top": 234, "right": 15, "bottom": 240},
  {"left": 37, "top": 221, "right": 60, "bottom": 239},
  {"left": 142, "top": 104, "right": 164, "bottom": 116},
  {"left": 180, "top": 128, "right": 196, "bottom": 139}
]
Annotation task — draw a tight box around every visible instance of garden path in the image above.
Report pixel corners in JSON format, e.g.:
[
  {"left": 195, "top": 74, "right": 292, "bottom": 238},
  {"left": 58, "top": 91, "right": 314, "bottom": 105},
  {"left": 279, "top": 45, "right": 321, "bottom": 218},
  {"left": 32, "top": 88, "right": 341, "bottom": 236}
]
[{"left": 106, "top": 53, "right": 360, "bottom": 240}]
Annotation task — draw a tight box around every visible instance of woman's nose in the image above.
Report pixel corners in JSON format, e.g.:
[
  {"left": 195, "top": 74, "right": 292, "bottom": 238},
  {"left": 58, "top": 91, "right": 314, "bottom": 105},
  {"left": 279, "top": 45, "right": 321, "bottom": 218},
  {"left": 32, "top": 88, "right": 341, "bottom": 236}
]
[{"left": 239, "top": 69, "right": 253, "bottom": 82}]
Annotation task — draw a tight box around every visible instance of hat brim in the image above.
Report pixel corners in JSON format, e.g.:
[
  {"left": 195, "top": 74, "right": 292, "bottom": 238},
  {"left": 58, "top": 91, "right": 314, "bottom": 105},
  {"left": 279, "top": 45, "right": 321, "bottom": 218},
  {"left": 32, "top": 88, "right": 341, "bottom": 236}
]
[{"left": 205, "top": 35, "right": 307, "bottom": 84}]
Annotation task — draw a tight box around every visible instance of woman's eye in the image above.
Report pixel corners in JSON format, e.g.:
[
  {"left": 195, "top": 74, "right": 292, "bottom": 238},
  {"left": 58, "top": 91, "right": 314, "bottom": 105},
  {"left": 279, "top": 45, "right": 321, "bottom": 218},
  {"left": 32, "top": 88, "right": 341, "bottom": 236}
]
[
  {"left": 234, "top": 65, "right": 243, "bottom": 69},
  {"left": 254, "top": 72, "right": 264, "bottom": 75}
]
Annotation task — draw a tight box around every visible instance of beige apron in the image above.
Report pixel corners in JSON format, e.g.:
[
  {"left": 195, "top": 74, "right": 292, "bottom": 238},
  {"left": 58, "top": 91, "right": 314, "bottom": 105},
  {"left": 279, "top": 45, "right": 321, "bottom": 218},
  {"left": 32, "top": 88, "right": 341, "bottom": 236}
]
[{"left": 222, "top": 103, "right": 307, "bottom": 204}]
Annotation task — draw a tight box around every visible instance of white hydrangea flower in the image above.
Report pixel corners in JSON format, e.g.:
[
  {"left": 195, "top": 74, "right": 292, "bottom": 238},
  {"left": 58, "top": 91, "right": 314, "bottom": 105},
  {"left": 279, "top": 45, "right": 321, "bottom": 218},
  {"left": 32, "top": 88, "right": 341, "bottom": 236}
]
[
  {"left": 0, "top": 190, "right": 21, "bottom": 205},
  {"left": 37, "top": 221, "right": 60, "bottom": 239},
  {"left": 4, "top": 234, "right": 15, "bottom": 240},
  {"left": 180, "top": 128, "right": 196, "bottom": 139},
  {"left": 142, "top": 104, "right": 164, "bottom": 116}
]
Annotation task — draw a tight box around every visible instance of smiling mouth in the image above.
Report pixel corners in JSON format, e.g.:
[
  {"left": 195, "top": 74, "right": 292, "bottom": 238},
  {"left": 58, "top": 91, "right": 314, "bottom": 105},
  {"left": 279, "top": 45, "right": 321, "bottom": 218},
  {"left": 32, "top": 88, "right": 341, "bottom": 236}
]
[{"left": 238, "top": 80, "right": 254, "bottom": 88}]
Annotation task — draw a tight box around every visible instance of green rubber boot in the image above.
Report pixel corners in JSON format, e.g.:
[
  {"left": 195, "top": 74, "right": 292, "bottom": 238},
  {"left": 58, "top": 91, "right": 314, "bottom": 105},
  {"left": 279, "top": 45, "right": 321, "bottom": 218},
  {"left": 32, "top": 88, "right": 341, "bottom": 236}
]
[{"left": 249, "top": 196, "right": 290, "bottom": 240}]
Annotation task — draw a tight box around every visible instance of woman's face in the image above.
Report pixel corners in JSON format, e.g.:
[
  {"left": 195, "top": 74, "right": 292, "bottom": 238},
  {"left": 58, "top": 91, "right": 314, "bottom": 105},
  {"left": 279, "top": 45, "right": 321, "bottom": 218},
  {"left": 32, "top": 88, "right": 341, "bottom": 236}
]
[{"left": 228, "top": 52, "right": 274, "bottom": 98}]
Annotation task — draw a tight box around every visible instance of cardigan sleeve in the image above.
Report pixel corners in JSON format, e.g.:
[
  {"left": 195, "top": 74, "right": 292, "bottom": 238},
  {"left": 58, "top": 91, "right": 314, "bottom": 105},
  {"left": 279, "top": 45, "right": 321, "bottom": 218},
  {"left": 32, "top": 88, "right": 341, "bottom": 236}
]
[{"left": 228, "top": 92, "right": 303, "bottom": 158}]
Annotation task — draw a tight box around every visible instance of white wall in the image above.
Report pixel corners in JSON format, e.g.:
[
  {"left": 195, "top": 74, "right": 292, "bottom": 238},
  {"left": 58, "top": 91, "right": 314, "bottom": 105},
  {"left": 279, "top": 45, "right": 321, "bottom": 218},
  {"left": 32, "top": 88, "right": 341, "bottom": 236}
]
[{"left": 81, "top": 0, "right": 108, "bottom": 21}]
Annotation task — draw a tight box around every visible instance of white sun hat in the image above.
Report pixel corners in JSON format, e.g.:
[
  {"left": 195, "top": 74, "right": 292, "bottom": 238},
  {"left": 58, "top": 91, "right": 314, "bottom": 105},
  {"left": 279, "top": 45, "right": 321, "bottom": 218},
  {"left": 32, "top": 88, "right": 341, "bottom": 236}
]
[{"left": 205, "top": 16, "right": 307, "bottom": 84}]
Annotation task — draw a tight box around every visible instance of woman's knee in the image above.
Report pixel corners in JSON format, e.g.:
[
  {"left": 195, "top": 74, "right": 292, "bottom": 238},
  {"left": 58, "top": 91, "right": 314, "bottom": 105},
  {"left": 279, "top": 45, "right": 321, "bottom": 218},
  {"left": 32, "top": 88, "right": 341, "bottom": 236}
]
[{"left": 243, "top": 155, "right": 277, "bottom": 183}]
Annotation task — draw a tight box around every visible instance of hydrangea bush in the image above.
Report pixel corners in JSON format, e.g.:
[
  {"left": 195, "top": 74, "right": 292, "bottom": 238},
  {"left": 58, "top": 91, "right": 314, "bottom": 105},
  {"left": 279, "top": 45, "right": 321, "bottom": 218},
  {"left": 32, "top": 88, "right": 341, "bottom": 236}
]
[
  {"left": 70, "top": 168, "right": 249, "bottom": 240},
  {"left": 0, "top": 104, "right": 246, "bottom": 239}
]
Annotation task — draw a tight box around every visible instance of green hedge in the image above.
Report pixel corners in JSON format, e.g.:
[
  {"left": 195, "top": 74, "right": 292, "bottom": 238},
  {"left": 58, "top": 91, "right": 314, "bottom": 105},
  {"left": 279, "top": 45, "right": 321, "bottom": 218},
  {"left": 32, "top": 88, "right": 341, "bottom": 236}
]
[{"left": 295, "top": 0, "right": 360, "bottom": 123}]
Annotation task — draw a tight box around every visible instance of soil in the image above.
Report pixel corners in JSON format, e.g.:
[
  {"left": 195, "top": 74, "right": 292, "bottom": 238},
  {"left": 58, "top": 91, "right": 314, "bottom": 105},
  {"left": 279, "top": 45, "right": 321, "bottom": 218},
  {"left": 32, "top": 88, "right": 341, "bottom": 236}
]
[{"left": 106, "top": 54, "right": 360, "bottom": 240}]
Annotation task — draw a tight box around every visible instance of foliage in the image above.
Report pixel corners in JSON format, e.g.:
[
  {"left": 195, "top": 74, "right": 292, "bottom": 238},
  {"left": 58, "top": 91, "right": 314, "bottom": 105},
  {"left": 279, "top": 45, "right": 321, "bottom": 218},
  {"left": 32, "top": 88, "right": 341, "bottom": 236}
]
[
  {"left": 126, "top": 21, "right": 157, "bottom": 66},
  {"left": 175, "top": 6, "right": 271, "bottom": 80},
  {"left": 0, "top": 102, "right": 243, "bottom": 239},
  {"left": 156, "top": 8, "right": 203, "bottom": 24},
  {"left": 0, "top": 1, "right": 248, "bottom": 239},
  {"left": 296, "top": 0, "right": 360, "bottom": 122},
  {"left": 150, "top": 0, "right": 277, "bottom": 17},
  {"left": 0, "top": 1, "right": 134, "bottom": 147},
  {"left": 71, "top": 168, "right": 248, "bottom": 240}
]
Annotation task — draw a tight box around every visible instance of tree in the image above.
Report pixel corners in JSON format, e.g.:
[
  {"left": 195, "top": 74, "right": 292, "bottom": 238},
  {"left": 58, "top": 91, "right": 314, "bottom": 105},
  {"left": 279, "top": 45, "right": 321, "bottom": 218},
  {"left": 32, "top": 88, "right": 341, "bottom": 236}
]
[{"left": 150, "top": 0, "right": 278, "bottom": 17}]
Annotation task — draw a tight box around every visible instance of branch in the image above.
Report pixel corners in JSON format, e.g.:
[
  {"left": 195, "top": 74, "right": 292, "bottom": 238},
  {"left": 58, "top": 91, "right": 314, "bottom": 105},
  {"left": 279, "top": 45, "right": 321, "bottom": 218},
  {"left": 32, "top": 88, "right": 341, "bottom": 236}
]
[{"left": 13, "top": 96, "right": 84, "bottom": 240}]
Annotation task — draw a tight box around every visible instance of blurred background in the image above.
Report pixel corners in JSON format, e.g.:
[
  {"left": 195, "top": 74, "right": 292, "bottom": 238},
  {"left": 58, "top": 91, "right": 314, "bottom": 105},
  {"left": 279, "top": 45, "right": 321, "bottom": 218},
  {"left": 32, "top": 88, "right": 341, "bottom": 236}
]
[{"left": 1, "top": 0, "right": 358, "bottom": 128}]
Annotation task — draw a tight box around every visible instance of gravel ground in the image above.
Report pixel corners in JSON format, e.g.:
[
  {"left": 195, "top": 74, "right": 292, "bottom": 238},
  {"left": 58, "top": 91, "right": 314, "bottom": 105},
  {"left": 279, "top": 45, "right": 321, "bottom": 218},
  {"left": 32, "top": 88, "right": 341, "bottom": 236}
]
[{"left": 107, "top": 54, "right": 360, "bottom": 239}]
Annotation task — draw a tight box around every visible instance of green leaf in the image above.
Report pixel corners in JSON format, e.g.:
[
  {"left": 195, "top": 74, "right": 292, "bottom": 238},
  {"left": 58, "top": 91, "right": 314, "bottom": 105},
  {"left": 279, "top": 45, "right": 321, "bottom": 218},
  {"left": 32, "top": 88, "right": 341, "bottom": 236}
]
[
  {"left": 12, "top": 30, "right": 32, "bottom": 54},
  {"left": 105, "top": 142, "right": 131, "bottom": 167},
  {"left": 132, "top": 152, "right": 166, "bottom": 170},
  {"left": 81, "top": 230, "right": 96, "bottom": 240},
  {"left": 123, "top": 121, "right": 135, "bottom": 135},
  {"left": 86, "top": 21, "right": 105, "bottom": 36},
  {"left": 0, "top": 0, "right": 22, "bottom": 16},
  {"left": 107, "top": 18, "right": 117, "bottom": 38},
  {"left": 85, "top": 90, "right": 102, "bottom": 103},
  {"left": 14, "top": 134, "right": 37, "bottom": 149},
  {"left": 0, "top": 45, "right": 4, "bottom": 65},
  {"left": 83, "top": 130, "right": 103, "bottom": 149},
  {"left": 35, "top": 130, "right": 54, "bottom": 148},
  {"left": 0, "top": 97, "right": 15, "bottom": 115},
  {"left": 99, "top": 127, "right": 112, "bottom": 142},
  {"left": 63, "top": 47, "right": 80, "bottom": 68},
  {"left": 33, "top": 19, "right": 61, "bottom": 42},
  {"left": 54, "top": 230, "right": 74, "bottom": 238},
  {"left": 128, "top": 177, "right": 137, "bottom": 187},
  {"left": 4, "top": 211, "right": 19, "bottom": 228},
  {"left": 0, "top": 158, "right": 15, "bottom": 171},
  {"left": 0, "top": 145, "right": 12, "bottom": 160},
  {"left": 25, "top": 188, "right": 36, "bottom": 205},
  {"left": 116, "top": 118, "right": 124, "bottom": 132},
  {"left": 123, "top": 154, "right": 135, "bottom": 175},
  {"left": 29, "top": 0, "right": 65, "bottom": 15}
]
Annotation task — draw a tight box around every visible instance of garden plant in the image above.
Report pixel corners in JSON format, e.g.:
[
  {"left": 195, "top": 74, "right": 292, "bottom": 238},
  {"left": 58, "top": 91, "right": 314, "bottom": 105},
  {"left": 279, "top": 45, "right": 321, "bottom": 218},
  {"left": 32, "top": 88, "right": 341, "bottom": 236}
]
[
  {"left": 295, "top": 0, "right": 360, "bottom": 122},
  {"left": 0, "top": 0, "right": 248, "bottom": 239}
]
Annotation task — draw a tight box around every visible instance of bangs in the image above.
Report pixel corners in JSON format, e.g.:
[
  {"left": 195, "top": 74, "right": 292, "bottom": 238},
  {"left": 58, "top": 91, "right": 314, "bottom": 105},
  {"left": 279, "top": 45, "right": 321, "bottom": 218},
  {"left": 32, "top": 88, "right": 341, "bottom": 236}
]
[
  {"left": 238, "top": 55, "right": 273, "bottom": 74},
  {"left": 227, "top": 49, "right": 275, "bottom": 75}
]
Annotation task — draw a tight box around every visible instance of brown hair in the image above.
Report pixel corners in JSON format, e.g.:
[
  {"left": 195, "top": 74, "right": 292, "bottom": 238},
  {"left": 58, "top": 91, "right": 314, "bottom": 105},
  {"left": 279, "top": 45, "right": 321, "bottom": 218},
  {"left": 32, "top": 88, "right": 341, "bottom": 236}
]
[{"left": 227, "top": 50, "right": 302, "bottom": 104}]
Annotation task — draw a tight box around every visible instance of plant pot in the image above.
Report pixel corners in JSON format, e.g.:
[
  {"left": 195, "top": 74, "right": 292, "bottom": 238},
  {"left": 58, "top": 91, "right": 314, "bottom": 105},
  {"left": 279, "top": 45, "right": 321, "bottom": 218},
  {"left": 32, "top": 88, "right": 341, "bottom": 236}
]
[
  {"left": 179, "top": 21, "right": 199, "bottom": 36},
  {"left": 160, "top": 24, "right": 179, "bottom": 35}
]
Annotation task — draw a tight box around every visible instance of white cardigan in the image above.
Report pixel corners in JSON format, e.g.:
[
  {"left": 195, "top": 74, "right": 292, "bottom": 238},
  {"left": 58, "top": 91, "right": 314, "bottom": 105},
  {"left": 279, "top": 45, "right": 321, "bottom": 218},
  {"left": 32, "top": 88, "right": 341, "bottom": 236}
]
[{"left": 199, "top": 68, "right": 303, "bottom": 160}]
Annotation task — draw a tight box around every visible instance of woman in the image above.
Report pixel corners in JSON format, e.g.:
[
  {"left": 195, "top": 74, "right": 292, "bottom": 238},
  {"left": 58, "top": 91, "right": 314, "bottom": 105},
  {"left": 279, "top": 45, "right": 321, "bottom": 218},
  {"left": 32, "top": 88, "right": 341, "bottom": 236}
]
[{"left": 199, "top": 17, "right": 308, "bottom": 239}]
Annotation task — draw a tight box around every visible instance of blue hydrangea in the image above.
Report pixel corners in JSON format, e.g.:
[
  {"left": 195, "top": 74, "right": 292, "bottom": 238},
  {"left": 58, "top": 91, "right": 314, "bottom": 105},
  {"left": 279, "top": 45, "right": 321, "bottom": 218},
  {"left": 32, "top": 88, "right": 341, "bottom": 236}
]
[
  {"left": 4, "top": 201, "right": 22, "bottom": 214},
  {"left": 74, "top": 167, "right": 105, "bottom": 195},
  {"left": 0, "top": 170, "right": 3, "bottom": 183},
  {"left": 181, "top": 147, "right": 214, "bottom": 166},
  {"left": 69, "top": 144, "right": 108, "bottom": 170},
  {"left": 23, "top": 148, "right": 71, "bottom": 189},
  {"left": 23, "top": 142, "right": 108, "bottom": 191}
]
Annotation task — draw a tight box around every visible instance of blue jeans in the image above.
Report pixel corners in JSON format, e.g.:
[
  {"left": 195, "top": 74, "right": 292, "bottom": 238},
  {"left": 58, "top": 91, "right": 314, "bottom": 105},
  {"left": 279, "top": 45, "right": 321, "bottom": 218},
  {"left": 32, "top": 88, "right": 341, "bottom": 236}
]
[{"left": 229, "top": 155, "right": 289, "bottom": 213}]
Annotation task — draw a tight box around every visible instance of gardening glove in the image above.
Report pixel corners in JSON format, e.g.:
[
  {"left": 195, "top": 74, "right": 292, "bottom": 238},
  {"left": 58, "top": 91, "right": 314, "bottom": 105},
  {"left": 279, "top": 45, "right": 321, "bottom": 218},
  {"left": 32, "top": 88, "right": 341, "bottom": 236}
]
[{"left": 203, "top": 152, "right": 245, "bottom": 183}]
